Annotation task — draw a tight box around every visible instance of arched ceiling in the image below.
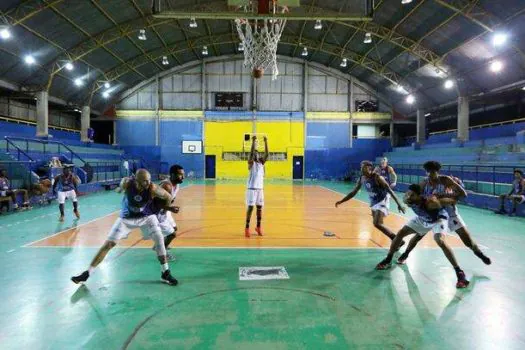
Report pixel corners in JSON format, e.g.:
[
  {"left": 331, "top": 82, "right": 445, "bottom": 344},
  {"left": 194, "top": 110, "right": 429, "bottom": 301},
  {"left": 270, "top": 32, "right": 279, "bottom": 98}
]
[{"left": 1, "top": 0, "right": 524, "bottom": 115}]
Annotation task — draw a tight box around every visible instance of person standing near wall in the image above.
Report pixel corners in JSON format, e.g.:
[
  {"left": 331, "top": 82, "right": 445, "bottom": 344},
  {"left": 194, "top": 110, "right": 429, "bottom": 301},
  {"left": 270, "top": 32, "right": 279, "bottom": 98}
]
[{"left": 245, "top": 136, "right": 269, "bottom": 238}]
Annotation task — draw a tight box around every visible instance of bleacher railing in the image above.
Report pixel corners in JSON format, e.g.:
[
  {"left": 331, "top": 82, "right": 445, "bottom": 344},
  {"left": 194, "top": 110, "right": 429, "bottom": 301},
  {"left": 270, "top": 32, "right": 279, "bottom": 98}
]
[
  {"left": 4, "top": 136, "right": 86, "bottom": 165},
  {"left": 393, "top": 163, "right": 520, "bottom": 196},
  {"left": 4, "top": 138, "right": 34, "bottom": 162}
]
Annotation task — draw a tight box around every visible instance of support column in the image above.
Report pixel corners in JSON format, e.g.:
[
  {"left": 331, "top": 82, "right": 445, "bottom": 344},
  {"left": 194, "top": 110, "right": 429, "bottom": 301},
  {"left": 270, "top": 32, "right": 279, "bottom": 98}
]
[
  {"left": 36, "top": 91, "right": 48, "bottom": 137},
  {"left": 80, "top": 106, "right": 90, "bottom": 142},
  {"left": 349, "top": 77, "right": 354, "bottom": 148},
  {"left": 390, "top": 121, "right": 395, "bottom": 147},
  {"left": 416, "top": 109, "right": 426, "bottom": 144},
  {"left": 113, "top": 120, "right": 118, "bottom": 145},
  {"left": 155, "top": 76, "right": 160, "bottom": 146},
  {"left": 457, "top": 96, "right": 470, "bottom": 141}
]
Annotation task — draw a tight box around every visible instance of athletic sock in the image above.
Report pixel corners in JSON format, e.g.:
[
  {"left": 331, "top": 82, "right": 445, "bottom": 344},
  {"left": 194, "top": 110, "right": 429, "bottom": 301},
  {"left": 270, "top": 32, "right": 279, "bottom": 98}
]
[
  {"left": 88, "top": 266, "right": 95, "bottom": 275},
  {"left": 73, "top": 201, "right": 78, "bottom": 211},
  {"left": 161, "top": 263, "right": 169, "bottom": 272},
  {"left": 256, "top": 208, "right": 262, "bottom": 227},
  {"left": 59, "top": 204, "right": 65, "bottom": 216}
]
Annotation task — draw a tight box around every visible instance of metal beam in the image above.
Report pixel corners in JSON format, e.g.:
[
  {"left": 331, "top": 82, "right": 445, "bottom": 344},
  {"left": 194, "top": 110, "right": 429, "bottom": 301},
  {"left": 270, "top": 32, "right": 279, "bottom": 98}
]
[
  {"left": 153, "top": 12, "right": 372, "bottom": 21},
  {"left": 3, "top": 0, "right": 66, "bottom": 25}
]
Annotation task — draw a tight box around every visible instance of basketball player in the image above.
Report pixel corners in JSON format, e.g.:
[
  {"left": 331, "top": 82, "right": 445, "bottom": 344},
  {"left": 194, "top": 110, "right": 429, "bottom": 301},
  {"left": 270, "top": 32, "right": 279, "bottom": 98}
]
[
  {"left": 151, "top": 164, "right": 185, "bottom": 261},
  {"left": 375, "top": 184, "right": 470, "bottom": 288},
  {"left": 52, "top": 166, "right": 80, "bottom": 222},
  {"left": 71, "top": 169, "right": 179, "bottom": 286},
  {"left": 395, "top": 161, "right": 491, "bottom": 266},
  {"left": 335, "top": 161, "right": 406, "bottom": 242},
  {"left": 374, "top": 157, "right": 397, "bottom": 188},
  {"left": 245, "top": 135, "right": 268, "bottom": 238},
  {"left": 496, "top": 169, "right": 525, "bottom": 216}
]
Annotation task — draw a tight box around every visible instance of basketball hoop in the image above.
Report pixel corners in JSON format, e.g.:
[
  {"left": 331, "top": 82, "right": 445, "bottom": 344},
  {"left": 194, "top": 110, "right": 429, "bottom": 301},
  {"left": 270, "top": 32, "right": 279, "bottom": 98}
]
[{"left": 234, "top": 1, "right": 288, "bottom": 80}]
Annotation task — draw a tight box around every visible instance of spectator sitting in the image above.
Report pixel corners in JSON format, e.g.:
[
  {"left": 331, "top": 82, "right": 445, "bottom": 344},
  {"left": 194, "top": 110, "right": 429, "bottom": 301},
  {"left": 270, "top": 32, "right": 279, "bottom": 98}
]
[
  {"left": 496, "top": 169, "right": 525, "bottom": 216},
  {"left": 0, "top": 169, "right": 31, "bottom": 210}
]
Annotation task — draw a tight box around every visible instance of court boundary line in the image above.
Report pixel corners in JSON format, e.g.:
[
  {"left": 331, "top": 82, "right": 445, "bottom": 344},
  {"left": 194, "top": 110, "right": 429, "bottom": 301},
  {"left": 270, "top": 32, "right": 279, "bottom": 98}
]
[{"left": 21, "top": 184, "right": 195, "bottom": 248}]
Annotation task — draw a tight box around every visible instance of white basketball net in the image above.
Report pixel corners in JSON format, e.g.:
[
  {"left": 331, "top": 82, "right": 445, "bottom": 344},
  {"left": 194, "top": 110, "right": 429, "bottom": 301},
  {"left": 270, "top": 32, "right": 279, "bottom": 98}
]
[{"left": 235, "top": 6, "right": 287, "bottom": 80}]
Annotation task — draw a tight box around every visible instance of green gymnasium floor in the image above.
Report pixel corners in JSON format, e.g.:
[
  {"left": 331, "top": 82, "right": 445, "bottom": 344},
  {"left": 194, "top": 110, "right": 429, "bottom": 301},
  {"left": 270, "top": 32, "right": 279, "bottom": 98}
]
[{"left": 1, "top": 180, "right": 524, "bottom": 349}]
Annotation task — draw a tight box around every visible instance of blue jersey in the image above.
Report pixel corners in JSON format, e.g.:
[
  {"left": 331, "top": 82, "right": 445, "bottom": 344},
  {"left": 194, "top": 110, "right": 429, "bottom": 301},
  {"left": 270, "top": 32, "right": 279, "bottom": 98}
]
[
  {"left": 56, "top": 174, "right": 76, "bottom": 192},
  {"left": 377, "top": 166, "right": 391, "bottom": 184},
  {"left": 512, "top": 179, "right": 523, "bottom": 195},
  {"left": 362, "top": 174, "right": 388, "bottom": 207},
  {"left": 423, "top": 176, "right": 459, "bottom": 218},
  {"left": 409, "top": 201, "right": 448, "bottom": 224},
  {"left": 120, "top": 179, "right": 154, "bottom": 218}
]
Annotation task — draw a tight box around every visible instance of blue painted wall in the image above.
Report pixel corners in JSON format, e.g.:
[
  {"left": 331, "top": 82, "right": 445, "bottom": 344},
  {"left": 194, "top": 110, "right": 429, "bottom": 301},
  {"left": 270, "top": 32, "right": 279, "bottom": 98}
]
[
  {"left": 427, "top": 122, "right": 525, "bottom": 144},
  {"left": 306, "top": 121, "right": 351, "bottom": 149},
  {"left": 0, "top": 120, "right": 79, "bottom": 141},
  {"left": 305, "top": 138, "right": 391, "bottom": 180},
  {"left": 116, "top": 119, "right": 156, "bottom": 146}
]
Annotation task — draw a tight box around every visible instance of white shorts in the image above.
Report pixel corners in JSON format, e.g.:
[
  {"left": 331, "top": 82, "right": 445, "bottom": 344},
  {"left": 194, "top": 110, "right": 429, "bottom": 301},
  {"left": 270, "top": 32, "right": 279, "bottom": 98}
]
[
  {"left": 107, "top": 215, "right": 161, "bottom": 241},
  {"left": 246, "top": 189, "right": 264, "bottom": 207},
  {"left": 513, "top": 195, "right": 525, "bottom": 204},
  {"left": 406, "top": 216, "right": 449, "bottom": 236},
  {"left": 57, "top": 190, "right": 77, "bottom": 204},
  {"left": 371, "top": 195, "right": 390, "bottom": 216},
  {"left": 158, "top": 212, "right": 176, "bottom": 236},
  {"left": 448, "top": 214, "right": 466, "bottom": 232}
]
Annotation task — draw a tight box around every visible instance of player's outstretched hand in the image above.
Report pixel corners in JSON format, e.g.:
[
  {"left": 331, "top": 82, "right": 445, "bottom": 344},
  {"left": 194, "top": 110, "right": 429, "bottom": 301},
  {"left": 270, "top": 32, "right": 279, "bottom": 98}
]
[
  {"left": 168, "top": 205, "right": 180, "bottom": 214},
  {"left": 398, "top": 205, "right": 406, "bottom": 214}
]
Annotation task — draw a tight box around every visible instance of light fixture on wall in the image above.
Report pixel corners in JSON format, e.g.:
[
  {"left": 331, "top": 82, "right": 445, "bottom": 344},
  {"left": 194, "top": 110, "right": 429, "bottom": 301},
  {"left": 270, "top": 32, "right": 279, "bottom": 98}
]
[
  {"left": 314, "top": 20, "right": 322, "bottom": 30},
  {"left": 238, "top": 42, "right": 244, "bottom": 52},
  {"left": 162, "top": 56, "right": 169, "bottom": 65},
  {"left": 138, "top": 29, "right": 147, "bottom": 41},
  {"left": 202, "top": 46, "right": 208, "bottom": 56},
  {"left": 301, "top": 46, "right": 308, "bottom": 56},
  {"left": 189, "top": 17, "right": 198, "bottom": 28},
  {"left": 340, "top": 58, "right": 347, "bottom": 67},
  {"left": 363, "top": 32, "right": 372, "bottom": 44}
]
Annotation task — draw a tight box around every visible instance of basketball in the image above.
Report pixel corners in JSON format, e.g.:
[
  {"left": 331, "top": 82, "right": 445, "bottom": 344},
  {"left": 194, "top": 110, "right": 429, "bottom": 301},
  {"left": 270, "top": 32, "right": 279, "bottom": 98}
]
[{"left": 252, "top": 68, "right": 264, "bottom": 79}]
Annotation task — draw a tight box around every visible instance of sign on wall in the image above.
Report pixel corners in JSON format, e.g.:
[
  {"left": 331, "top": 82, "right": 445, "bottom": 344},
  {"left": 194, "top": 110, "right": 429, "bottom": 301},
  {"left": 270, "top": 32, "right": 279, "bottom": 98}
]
[{"left": 182, "top": 140, "right": 202, "bottom": 154}]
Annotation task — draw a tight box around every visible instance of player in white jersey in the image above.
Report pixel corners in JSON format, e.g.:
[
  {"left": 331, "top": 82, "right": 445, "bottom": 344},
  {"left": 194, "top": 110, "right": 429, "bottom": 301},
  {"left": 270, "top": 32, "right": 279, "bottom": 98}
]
[
  {"left": 151, "top": 164, "right": 184, "bottom": 261},
  {"left": 245, "top": 135, "right": 268, "bottom": 238}
]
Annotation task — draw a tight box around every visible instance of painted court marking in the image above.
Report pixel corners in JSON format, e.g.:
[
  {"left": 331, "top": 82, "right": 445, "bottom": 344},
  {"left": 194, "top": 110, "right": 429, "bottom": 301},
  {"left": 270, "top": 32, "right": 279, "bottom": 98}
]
[{"left": 239, "top": 266, "right": 290, "bottom": 280}]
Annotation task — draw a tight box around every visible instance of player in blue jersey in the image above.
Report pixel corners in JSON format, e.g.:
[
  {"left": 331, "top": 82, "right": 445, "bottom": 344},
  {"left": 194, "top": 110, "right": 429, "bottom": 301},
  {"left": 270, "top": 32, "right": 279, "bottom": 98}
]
[
  {"left": 71, "top": 169, "right": 179, "bottom": 286},
  {"left": 375, "top": 183, "right": 470, "bottom": 288},
  {"left": 395, "top": 161, "right": 491, "bottom": 266},
  {"left": 496, "top": 169, "right": 525, "bottom": 216},
  {"left": 374, "top": 157, "right": 397, "bottom": 189},
  {"left": 52, "top": 166, "right": 80, "bottom": 222},
  {"left": 335, "top": 161, "right": 406, "bottom": 242}
]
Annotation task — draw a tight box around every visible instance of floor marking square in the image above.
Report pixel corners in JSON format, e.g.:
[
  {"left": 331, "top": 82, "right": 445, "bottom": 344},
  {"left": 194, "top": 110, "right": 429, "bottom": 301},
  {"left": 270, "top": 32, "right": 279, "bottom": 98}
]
[{"left": 239, "top": 266, "right": 290, "bottom": 281}]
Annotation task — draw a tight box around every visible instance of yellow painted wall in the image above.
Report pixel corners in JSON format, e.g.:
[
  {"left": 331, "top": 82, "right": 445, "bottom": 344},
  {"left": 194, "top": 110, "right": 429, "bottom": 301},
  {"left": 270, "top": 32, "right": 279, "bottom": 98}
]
[{"left": 204, "top": 120, "right": 304, "bottom": 179}]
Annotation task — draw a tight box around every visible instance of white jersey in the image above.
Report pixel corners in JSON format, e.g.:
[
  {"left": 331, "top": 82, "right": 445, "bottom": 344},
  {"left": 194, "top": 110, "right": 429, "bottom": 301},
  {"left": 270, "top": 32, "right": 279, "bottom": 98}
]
[{"left": 247, "top": 161, "right": 265, "bottom": 189}]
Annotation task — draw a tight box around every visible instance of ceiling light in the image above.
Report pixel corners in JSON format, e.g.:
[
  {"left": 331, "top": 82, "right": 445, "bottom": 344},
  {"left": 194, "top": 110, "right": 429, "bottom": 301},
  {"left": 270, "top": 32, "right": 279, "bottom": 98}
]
[
  {"left": 238, "top": 42, "right": 244, "bottom": 52},
  {"left": 396, "top": 85, "right": 406, "bottom": 93},
  {"left": 424, "top": 113, "right": 431, "bottom": 117},
  {"left": 74, "top": 78, "right": 84, "bottom": 87},
  {"left": 444, "top": 79, "right": 454, "bottom": 89},
  {"left": 104, "top": 82, "right": 110, "bottom": 89},
  {"left": 340, "top": 58, "right": 347, "bottom": 68},
  {"left": 138, "top": 29, "right": 147, "bottom": 41},
  {"left": 314, "top": 20, "right": 322, "bottom": 30},
  {"left": 24, "top": 55, "right": 36, "bottom": 65},
  {"left": 64, "top": 62, "right": 74, "bottom": 71},
  {"left": 189, "top": 17, "right": 197, "bottom": 28},
  {"left": 102, "top": 91, "right": 110, "bottom": 99},
  {"left": 492, "top": 32, "right": 507, "bottom": 47},
  {"left": 490, "top": 60, "right": 503, "bottom": 73},
  {"left": 162, "top": 56, "right": 169, "bottom": 65},
  {"left": 301, "top": 46, "right": 308, "bottom": 57},
  {"left": 522, "top": 86, "right": 525, "bottom": 91},
  {"left": 202, "top": 46, "right": 208, "bottom": 56},
  {"left": 406, "top": 95, "right": 415, "bottom": 104},
  {"left": 363, "top": 32, "right": 372, "bottom": 44},
  {"left": 0, "top": 27, "right": 11, "bottom": 40},
  {"left": 401, "top": 0, "right": 413, "bottom": 4}
]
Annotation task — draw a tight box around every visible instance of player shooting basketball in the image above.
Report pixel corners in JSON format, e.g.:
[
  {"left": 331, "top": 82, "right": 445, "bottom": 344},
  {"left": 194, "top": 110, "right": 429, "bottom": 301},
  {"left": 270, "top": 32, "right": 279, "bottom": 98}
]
[{"left": 245, "top": 135, "right": 268, "bottom": 237}]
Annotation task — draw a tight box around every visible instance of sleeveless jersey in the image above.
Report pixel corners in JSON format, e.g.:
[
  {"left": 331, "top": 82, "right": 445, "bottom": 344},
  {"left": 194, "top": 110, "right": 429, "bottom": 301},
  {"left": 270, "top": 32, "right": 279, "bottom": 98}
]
[
  {"left": 247, "top": 161, "right": 264, "bottom": 190},
  {"left": 362, "top": 174, "right": 388, "bottom": 207},
  {"left": 120, "top": 178, "right": 154, "bottom": 218},
  {"left": 512, "top": 179, "right": 524, "bottom": 195},
  {"left": 0, "top": 177, "right": 9, "bottom": 191},
  {"left": 56, "top": 174, "right": 76, "bottom": 192},
  {"left": 152, "top": 180, "right": 179, "bottom": 217},
  {"left": 423, "top": 176, "right": 459, "bottom": 218},
  {"left": 378, "top": 166, "right": 391, "bottom": 184},
  {"left": 409, "top": 201, "right": 448, "bottom": 224}
]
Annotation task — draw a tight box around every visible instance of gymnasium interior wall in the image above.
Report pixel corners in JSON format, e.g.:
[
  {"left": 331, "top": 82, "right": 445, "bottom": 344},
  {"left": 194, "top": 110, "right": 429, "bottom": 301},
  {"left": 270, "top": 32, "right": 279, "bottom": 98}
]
[{"left": 115, "top": 57, "right": 393, "bottom": 179}]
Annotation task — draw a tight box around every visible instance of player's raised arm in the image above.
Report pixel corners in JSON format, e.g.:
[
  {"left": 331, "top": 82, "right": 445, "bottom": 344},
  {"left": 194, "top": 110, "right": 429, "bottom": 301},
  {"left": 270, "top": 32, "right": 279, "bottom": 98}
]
[
  {"left": 262, "top": 136, "right": 269, "bottom": 163},
  {"left": 335, "top": 178, "right": 362, "bottom": 207},
  {"left": 116, "top": 177, "right": 130, "bottom": 193},
  {"left": 389, "top": 166, "right": 398, "bottom": 188},
  {"left": 248, "top": 135, "right": 257, "bottom": 167}
]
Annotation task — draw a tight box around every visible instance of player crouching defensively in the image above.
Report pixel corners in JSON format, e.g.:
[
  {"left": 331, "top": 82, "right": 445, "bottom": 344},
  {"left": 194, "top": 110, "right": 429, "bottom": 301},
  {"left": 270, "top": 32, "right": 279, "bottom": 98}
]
[
  {"left": 71, "top": 169, "right": 179, "bottom": 286},
  {"left": 53, "top": 166, "right": 80, "bottom": 222},
  {"left": 375, "top": 184, "right": 470, "bottom": 289}
]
